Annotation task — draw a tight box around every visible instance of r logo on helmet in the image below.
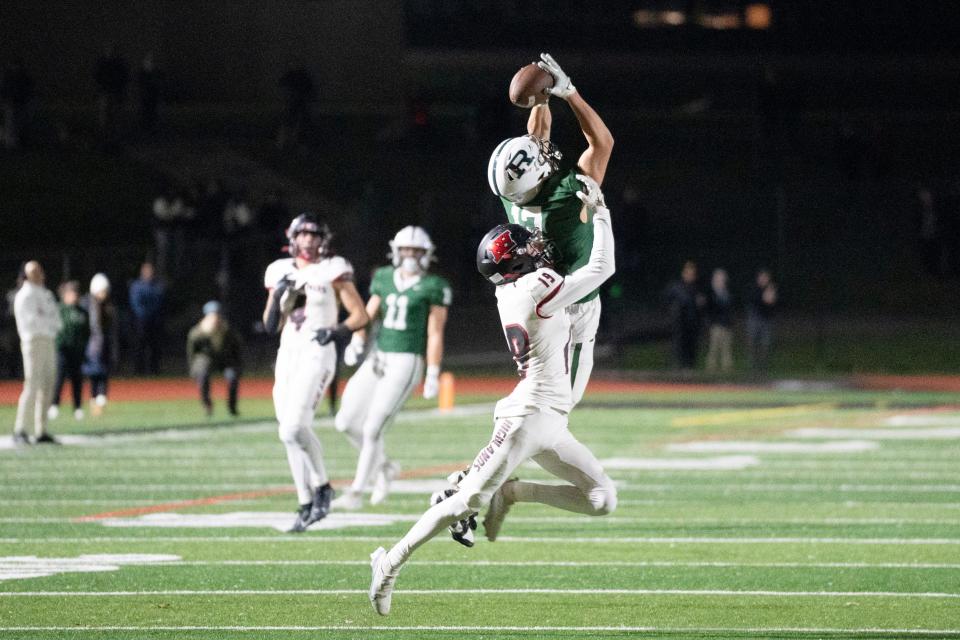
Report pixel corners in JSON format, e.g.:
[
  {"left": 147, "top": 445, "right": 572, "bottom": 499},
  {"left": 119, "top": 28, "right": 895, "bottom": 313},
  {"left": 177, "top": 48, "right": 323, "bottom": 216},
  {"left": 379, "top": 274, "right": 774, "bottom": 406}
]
[
  {"left": 505, "top": 150, "right": 533, "bottom": 182},
  {"left": 488, "top": 230, "right": 517, "bottom": 264}
]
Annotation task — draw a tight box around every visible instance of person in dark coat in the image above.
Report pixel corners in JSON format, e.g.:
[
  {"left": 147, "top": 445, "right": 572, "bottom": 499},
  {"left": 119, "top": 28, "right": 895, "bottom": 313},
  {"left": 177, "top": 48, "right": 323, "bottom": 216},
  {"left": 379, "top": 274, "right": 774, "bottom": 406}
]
[
  {"left": 49, "top": 281, "right": 90, "bottom": 421},
  {"left": 704, "top": 268, "right": 734, "bottom": 373},
  {"left": 82, "top": 273, "right": 118, "bottom": 415},
  {"left": 186, "top": 301, "right": 243, "bottom": 417},
  {"left": 664, "top": 261, "right": 705, "bottom": 372}
]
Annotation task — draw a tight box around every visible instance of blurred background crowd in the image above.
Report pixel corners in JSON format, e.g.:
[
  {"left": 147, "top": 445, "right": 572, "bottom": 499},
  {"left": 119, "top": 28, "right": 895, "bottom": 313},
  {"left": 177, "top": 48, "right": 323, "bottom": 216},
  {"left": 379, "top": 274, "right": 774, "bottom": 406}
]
[{"left": 2, "top": 0, "right": 960, "bottom": 382}]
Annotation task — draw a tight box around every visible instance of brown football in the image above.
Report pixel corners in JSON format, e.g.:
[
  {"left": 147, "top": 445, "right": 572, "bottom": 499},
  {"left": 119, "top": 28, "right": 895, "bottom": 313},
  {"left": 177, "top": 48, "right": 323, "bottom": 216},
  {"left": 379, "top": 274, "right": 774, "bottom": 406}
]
[{"left": 508, "top": 63, "right": 554, "bottom": 108}]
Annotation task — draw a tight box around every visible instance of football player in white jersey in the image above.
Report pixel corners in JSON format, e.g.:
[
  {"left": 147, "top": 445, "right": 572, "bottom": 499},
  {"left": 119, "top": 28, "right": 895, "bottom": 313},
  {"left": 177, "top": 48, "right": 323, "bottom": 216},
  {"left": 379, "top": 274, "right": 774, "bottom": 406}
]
[
  {"left": 368, "top": 177, "right": 616, "bottom": 615},
  {"left": 332, "top": 226, "right": 452, "bottom": 511},
  {"left": 262, "top": 214, "right": 369, "bottom": 533}
]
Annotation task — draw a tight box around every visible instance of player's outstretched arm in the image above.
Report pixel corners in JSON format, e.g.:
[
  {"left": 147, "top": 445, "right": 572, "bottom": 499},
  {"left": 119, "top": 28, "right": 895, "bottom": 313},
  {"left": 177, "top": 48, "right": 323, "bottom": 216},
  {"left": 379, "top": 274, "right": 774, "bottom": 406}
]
[
  {"left": 536, "top": 52, "right": 614, "bottom": 184},
  {"left": 569, "top": 92, "right": 614, "bottom": 185},
  {"left": 539, "top": 192, "right": 615, "bottom": 316},
  {"left": 527, "top": 104, "right": 552, "bottom": 140}
]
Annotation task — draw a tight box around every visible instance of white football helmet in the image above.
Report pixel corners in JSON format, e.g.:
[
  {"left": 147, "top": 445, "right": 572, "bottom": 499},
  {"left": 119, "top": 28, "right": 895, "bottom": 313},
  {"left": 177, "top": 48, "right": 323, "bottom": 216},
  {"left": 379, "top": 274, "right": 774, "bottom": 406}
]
[
  {"left": 487, "top": 135, "right": 562, "bottom": 204},
  {"left": 389, "top": 225, "right": 435, "bottom": 272}
]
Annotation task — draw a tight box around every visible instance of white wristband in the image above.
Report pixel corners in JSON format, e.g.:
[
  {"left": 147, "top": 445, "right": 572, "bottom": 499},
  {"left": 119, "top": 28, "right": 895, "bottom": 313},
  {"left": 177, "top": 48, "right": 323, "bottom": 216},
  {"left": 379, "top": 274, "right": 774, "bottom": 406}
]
[{"left": 426, "top": 365, "right": 441, "bottom": 377}]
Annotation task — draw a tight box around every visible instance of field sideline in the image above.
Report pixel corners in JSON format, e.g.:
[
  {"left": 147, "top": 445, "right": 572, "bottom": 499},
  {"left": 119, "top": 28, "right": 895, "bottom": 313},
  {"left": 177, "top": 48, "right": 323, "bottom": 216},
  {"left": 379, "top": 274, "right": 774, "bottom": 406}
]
[{"left": 1, "top": 381, "right": 959, "bottom": 639}]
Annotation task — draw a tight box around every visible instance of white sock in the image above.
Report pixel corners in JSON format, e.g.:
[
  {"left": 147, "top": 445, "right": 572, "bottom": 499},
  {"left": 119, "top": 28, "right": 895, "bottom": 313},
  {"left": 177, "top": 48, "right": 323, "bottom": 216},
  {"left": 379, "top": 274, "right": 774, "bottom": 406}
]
[
  {"left": 386, "top": 494, "right": 469, "bottom": 568},
  {"left": 510, "top": 481, "right": 598, "bottom": 515}
]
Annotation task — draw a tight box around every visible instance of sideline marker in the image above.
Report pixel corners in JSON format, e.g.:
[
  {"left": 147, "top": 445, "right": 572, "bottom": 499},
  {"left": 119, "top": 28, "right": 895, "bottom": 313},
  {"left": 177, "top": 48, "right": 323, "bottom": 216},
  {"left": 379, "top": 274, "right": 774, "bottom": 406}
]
[{"left": 438, "top": 373, "right": 455, "bottom": 412}]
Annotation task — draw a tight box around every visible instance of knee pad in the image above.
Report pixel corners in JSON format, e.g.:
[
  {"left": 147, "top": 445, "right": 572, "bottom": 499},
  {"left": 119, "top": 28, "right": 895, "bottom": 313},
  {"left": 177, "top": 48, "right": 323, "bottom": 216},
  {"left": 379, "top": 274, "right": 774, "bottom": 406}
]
[{"left": 589, "top": 479, "right": 618, "bottom": 516}]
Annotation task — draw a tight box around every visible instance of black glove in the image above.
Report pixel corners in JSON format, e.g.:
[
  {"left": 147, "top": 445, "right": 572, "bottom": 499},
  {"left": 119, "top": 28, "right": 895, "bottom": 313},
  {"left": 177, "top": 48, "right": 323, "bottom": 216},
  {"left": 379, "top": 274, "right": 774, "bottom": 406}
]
[
  {"left": 264, "top": 276, "right": 295, "bottom": 335},
  {"left": 314, "top": 323, "right": 352, "bottom": 346}
]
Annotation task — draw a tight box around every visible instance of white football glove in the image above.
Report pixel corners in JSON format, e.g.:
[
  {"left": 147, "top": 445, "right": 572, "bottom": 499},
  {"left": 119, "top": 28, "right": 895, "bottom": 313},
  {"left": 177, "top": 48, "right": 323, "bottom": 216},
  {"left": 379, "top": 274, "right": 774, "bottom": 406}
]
[
  {"left": 575, "top": 173, "right": 607, "bottom": 209},
  {"left": 423, "top": 365, "right": 441, "bottom": 399},
  {"left": 343, "top": 333, "right": 365, "bottom": 367},
  {"left": 537, "top": 53, "right": 576, "bottom": 100}
]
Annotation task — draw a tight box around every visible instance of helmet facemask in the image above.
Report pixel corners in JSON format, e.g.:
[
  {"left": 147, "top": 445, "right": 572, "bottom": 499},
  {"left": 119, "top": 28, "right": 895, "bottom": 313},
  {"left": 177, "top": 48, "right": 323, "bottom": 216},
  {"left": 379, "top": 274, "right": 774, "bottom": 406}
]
[
  {"left": 287, "top": 214, "right": 332, "bottom": 261},
  {"left": 388, "top": 226, "right": 435, "bottom": 273}
]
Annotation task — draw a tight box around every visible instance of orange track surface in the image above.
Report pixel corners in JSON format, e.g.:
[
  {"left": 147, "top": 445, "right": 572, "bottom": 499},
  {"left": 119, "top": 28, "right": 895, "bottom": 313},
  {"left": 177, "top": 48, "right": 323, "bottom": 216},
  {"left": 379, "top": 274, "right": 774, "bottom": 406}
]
[
  {"left": 0, "top": 376, "right": 756, "bottom": 406},
  {"left": 3, "top": 374, "right": 960, "bottom": 406}
]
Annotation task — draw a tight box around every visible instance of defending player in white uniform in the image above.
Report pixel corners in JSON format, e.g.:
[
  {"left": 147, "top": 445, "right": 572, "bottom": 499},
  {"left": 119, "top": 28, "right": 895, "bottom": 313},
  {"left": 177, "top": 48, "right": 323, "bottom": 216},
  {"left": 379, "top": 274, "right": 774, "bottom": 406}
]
[
  {"left": 369, "top": 177, "right": 616, "bottom": 615},
  {"left": 262, "top": 214, "right": 369, "bottom": 533},
  {"left": 332, "top": 226, "right": 451, "bottom": 510}
]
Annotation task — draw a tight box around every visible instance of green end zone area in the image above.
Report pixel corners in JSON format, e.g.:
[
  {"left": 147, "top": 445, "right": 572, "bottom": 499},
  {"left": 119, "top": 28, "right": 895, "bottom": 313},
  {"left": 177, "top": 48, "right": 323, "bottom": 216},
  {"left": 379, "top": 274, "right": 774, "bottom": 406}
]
[{"left": 1, "top": 385, "right": 959, "bottom": 639}]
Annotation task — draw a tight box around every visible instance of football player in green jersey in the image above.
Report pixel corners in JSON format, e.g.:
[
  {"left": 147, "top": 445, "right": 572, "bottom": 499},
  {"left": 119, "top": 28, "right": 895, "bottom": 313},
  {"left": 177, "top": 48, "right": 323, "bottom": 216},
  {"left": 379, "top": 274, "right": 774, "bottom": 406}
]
[
  {"left": 487, "top": 52, "right": 613, "bottom": 407},
  {"left": 332, "top": 226, "right": 452, "bottom": 510}
]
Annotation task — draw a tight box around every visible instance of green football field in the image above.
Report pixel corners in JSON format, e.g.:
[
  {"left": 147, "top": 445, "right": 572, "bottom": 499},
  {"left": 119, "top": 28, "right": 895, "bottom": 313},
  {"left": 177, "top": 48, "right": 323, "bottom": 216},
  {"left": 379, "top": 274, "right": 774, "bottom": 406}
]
[{"left": 2, "top": 385, "right": 960, "bottom": 639}]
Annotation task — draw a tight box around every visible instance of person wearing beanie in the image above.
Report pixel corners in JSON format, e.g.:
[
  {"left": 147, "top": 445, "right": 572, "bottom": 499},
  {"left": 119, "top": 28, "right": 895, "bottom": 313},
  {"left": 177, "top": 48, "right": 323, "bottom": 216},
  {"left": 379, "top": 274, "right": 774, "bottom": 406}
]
[{"left": 81, "top": 273, "right": 117, "bottom": 416}]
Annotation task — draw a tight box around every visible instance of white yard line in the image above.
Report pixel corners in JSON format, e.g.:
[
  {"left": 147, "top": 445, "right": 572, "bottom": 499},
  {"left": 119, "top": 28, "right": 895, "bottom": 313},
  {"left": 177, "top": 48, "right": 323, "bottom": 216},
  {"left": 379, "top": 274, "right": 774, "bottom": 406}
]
[
  {"left": 2, "top": 588, "right": 959, "bottom": 598},
  {"left": 155, "top": 559, "right": 960, "bottom": 569},
  {"left": 0, "top": 626, "right": 957, "bottom": 635},
  {"left": 7, "top": 515, "right": 960, "bottom": 526},
  {"left": 1, "top": 535, "right": 959, "bottom": 544}
]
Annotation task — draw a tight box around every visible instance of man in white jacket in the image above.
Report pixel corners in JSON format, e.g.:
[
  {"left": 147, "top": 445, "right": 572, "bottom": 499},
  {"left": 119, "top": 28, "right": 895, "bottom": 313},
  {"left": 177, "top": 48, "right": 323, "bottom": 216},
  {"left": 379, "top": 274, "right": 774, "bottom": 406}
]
[{"left": 13, "top": 261, "right": 62, "bottom": 445}]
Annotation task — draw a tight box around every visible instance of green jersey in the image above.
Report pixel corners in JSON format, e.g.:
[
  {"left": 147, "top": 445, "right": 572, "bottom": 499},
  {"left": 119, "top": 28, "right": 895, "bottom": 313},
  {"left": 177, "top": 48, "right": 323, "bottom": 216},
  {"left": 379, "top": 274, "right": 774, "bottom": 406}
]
[
  {"left": 499, "top": 168, "right": 599, "bottom": 302},
  {"left": 370, "top": 266, "right": 452, "bottom": 355}
]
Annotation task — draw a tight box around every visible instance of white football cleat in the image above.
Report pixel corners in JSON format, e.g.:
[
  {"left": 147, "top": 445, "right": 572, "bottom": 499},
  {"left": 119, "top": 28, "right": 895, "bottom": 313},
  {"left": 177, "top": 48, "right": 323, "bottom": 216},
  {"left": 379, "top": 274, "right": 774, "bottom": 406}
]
[
  {"left": 73, "top": 408, "right": 84, "bottom": 421},
  {"left": 47, "top": 405, "right": 59, "bottom": 420},
  {"left": 94, "top": 394, "right": 107, "bottom": 407},
  {"left": 370, "top": 461, "right": 401, "bottom": 506},
  {"left": 330, "top": 489, "right": 362, "bottom": 511},
  {"left": 369, "top": 546, "right": 400, "bottom": 616},
  {"left": 483, "top": 479, "right": 516, "bottom": 542}
]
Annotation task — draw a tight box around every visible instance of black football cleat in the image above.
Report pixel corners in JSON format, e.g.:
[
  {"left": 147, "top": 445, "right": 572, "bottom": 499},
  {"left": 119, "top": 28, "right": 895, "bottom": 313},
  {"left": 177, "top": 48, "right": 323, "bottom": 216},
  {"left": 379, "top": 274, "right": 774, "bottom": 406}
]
[
  {"left": 287, "top": 503, "right": 313, "bottom": 533},
  {"left": 304, "top": 483, "right": 334, "bottom": 527},
  {"left": 34, "top": 432, "right": 59, "bottom": 445}
]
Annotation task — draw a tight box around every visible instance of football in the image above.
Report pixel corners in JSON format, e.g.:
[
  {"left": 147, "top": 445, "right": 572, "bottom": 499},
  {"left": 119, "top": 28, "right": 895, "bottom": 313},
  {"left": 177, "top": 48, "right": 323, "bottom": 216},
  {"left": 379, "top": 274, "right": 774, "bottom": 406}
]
[{"left": 508, "top": 63, "right": 553, "bottom": 108}]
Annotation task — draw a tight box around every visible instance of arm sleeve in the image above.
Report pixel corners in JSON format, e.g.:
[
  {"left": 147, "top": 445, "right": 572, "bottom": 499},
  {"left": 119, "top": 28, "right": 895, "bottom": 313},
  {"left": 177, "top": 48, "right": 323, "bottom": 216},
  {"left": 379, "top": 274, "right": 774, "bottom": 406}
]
[{"left": 538, "top": 206, "right": 615, "bottom": 317}]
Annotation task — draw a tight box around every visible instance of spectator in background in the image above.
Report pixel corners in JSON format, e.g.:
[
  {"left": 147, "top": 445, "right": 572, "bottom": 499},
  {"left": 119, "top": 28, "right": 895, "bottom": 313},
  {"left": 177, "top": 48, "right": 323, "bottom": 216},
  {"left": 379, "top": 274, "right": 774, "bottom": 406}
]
[
  {"left": 82, "top": 273, "right": 118, "bottom": 416},
  {"left": 187, "top": 301, "right": 243, "bottom": 417},
  {"left": 93, "top": 44, "right": 129, "bottom": 146},
  {"left": 746, "top": 269, "right": 778, "bottom": 375},
  {"left": 1, "top": 58, "right": 34, "bottom": 149},
  {"left": 277, "top": 64, "right": 315, "bottom": 149},
  {"left": 136, "top": 51, "right": 162, "bottom": 133},
  {"left": 704, "top": 268, "right": 734, "bottom": 374},
  {"left": 49, "top": 281, "right": 90, "bottom": 422},
  {"left": 128, "top": 262, "right": 165, "bottom": 375},
  {"left": 12, "top": 261, "right": 61, "bottom": 445},
  {"left": 664, "top": 261, "right": 704, "bottom": 372}
]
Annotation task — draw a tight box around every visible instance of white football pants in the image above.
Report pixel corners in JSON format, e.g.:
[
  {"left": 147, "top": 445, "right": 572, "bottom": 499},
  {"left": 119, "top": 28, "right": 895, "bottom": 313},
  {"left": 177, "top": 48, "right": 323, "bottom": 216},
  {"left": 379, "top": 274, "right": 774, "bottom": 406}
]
[
  {"left": 568, "top": 296, "right": 601, "bottom": 407},
  {"left": 386, "top": 407, "right": 616, "bottom": 568},
  {"left": 14, "top": 337, "right": 56, "bottom": 437},
  {"left": 273, "top": 340, "right": 335, "bottom": 504},
  {"left": 335, "top": 350, "right": 423, "bottom": 494}
]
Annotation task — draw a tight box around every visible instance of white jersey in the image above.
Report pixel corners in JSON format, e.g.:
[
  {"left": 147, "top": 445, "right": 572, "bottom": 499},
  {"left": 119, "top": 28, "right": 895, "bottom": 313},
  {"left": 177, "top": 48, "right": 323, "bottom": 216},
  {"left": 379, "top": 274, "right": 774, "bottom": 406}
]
[
  {"left": 494, "top": 207, "right": 615, "bottom": 419},
  {"left": 263, "top": 256, "right": 353, "bottom": 349}
]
